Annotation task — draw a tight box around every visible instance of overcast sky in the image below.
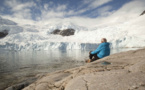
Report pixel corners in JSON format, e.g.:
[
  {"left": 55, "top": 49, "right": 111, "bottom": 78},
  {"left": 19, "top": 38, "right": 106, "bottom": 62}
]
[{"left": 0, "top": 0, "right": 145, "bottom": 27}]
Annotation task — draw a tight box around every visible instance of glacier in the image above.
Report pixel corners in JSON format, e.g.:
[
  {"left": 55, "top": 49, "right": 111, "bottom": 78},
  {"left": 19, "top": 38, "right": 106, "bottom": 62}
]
[{"left": 0, "top": 15, "right": 145, "bottom": 51}]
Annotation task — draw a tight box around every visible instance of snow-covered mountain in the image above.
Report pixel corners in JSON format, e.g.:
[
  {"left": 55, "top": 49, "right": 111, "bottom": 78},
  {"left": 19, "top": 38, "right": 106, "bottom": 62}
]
[
  {"left": 0, "top": 16, "right": 17, "bottom": 25},
  {"left": 0, "top": 14, "right": 145, "bottom": 50}
]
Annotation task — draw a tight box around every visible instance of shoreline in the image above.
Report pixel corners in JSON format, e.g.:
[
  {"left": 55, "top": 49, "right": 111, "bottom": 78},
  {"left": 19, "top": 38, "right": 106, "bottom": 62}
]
[{"left": 6, "top": 48, "right": 145, "bottom": 90}]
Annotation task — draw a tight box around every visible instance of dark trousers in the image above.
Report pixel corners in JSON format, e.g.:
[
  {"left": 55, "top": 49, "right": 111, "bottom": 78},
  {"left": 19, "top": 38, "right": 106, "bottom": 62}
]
[{"left": 89, "top": 53, "right": 100, "bottom": 62}]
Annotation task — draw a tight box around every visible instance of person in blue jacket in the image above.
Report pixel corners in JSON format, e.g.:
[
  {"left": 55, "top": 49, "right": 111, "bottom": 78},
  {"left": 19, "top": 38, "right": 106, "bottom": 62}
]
[{"left": 88, "top": 38, "right": 110, "bottom": 62}]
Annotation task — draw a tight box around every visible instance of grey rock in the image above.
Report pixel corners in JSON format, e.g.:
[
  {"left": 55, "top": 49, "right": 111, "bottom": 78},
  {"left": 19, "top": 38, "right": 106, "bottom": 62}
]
[
  {"left": 0, "top": 29, "right": 8, "bottom": 38},
  {"left": 6, "top": 78, "right": 37, "bottom": 90},
  {"left": 22, "top": 48, "right": 145, "bottom": 90},
  {"left": 140, "top": 10, "right": 145, "bottom": 16},
  {"left": 51, "top": 29, "right": 75, "bottom": 36}
]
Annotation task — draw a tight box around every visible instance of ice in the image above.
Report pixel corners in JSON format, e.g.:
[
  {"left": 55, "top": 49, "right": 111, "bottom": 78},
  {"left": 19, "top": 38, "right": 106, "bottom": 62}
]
[
  {"left": 0, "top": 16, "right": 17, "bottom": 25},
  {"left": 0, "top": 15, "right": 145, "bottom": 50}
]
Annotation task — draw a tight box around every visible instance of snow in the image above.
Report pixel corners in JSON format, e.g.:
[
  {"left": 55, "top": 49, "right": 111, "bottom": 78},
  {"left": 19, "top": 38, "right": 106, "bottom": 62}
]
[
  {"left": 0, "top": 15, "right": 145, "bottom": 50},
  {"left": 0, "top": 16, "right": 17, "bottom": 25}
]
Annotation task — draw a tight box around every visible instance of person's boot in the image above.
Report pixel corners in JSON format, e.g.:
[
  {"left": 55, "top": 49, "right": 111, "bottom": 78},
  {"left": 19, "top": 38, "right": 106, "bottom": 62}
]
[{"left": 85, "top": 59, "right": 91, "bottom": 63}]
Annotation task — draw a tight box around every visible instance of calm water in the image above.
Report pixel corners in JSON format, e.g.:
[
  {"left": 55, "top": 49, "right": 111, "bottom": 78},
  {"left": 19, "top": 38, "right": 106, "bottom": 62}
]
[
  {"left": 0, "top": 48, "right": 139, "bottom": 73},
  {"left": 0, "top": 48, "right": 139, "bottom": 89}
]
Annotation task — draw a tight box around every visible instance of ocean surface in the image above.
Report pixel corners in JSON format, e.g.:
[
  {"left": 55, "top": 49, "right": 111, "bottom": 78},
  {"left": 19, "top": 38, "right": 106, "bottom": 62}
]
[{"left": 0, "top": 48, "right": 139, "bottom": 89}]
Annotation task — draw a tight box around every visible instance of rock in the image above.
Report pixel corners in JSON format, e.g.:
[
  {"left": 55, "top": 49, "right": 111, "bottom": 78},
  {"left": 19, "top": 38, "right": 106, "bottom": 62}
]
[
  {"left": 23, "top": 48, "right": 145, "bottom": 90},
  {"left": 60, "top": 29, "right": 75, "bottom": 36},
  {"left": 51, "top": 29, "right": 75, "bottom": 36},
  {"left": 101, "top": 61, "right": 111, "bottom": 65},
  {"left": 5, "top": 78, "right": 37, "bottom": 90},
  {"left": 0, "top": 30, "right": 9, "bottom": 38},
  {"left": 140, "top": 10, "right": 145, "bottom": 16},
  {"left": 51, "top": 29, "right": 61, "bottom": 35}
]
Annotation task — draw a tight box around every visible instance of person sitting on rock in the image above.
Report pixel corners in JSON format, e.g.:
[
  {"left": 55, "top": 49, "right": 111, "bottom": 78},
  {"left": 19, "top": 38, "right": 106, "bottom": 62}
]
[{"left": 86, "top": 38, "right": 110, "bottom": 63}]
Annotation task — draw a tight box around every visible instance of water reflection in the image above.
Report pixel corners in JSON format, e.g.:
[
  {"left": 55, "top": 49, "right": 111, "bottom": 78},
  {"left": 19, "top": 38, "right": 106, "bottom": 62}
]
[
  {"left": 0, "top": 48, "right": 140, "bottom": 89},
  {"left": 0, "top": 48, "right": 140, "bottom": 74},
  {"left": 0, "top": 50, "right": 86, "bottom": 73}
]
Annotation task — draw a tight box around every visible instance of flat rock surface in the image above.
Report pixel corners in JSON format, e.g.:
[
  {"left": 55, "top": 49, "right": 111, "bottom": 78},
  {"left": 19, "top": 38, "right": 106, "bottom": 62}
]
[{"left": 23, "top": 48, "right": 145, "bottom": 90}]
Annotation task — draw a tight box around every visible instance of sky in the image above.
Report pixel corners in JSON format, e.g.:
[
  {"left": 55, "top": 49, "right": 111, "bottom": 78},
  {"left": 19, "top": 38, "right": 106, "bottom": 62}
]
[{"left": 0, "top": 0, "right": 145, "bottom": 27}]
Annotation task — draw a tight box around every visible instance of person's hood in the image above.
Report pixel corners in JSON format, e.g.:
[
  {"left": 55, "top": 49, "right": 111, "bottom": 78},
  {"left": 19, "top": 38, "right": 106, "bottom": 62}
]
[{"left": 102, "top": 42, "right": 110, "bottom": 46}]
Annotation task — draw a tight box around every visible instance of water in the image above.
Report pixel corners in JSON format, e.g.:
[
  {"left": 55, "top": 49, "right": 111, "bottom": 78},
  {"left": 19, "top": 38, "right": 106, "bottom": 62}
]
[
  {"left": 0, "top": 48, "right": 139, "bottom": 89},
  {"left": 0, "top": 50, "right": 89, "bottom": 73}
]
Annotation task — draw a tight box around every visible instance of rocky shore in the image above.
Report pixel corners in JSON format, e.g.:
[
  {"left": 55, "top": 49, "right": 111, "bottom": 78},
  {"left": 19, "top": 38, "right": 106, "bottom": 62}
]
[{"left": 7, "top": 48, "right": 145, "bottom": 90}]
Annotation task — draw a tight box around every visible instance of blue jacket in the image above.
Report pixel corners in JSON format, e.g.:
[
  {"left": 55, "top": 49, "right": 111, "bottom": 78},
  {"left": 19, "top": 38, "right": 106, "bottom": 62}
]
[{"left": 91, "top": 42, "right": 110, "bottom": 58}]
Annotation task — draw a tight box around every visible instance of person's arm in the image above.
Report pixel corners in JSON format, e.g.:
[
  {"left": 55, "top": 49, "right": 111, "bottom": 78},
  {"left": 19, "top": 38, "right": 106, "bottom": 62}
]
[{"left": 91, "top": 44, "right": 102, "bottom": 54}]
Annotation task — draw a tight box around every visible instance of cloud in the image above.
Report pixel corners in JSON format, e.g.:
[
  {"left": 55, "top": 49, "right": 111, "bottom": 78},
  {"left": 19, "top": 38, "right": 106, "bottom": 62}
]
[
  {"left": 82, "top": 0, "right": 111, "bottom": 8},
  {"left": 1, "top": 0, "right": 145, "bottom": 29},
  {"left": 86, "top": 5, "right": 113, "bottom": 17},
  {"left": 38, "top": 0, "right": 113, "bottom": 20},
  {"left": 13, "top": 9, "right": 32, "bottom": 19},
  {"left": 56, "top": 5, "right": 67, "bottom": 11},
  {"left": 39, "top": 3, "right": 68, "bottom": 20},
  {"left": 44, "top": 4, "right": 49, "bottom": 10},
  {"left": 1, "top": 0, "right": 113, "bottom": 21},
  {"left": 115, "top": 0, "right": 145, "bottom": 15},
  {"left": 63, "top": 0, "right": 145, "bottom": 28},
  {"left": 43, "top": 1, "right": 53, "bottom": 10},
  {"left": 108, "top": 0, "right": 145, "bottom": 23},
  {"left": 4, "top": 0, "right": 36, "bottom": 19},
  {"left": 77, "top": 0, "right": 113, "bottom": 14},
  {"left": 97, "top": 6, "right": 113, "bottom": 16},
  {"left": 89, "top": 0, "right": 112, "bottom": 9},
  {"left": 41, "top": 10, "right": 64, "bottom": 19}
]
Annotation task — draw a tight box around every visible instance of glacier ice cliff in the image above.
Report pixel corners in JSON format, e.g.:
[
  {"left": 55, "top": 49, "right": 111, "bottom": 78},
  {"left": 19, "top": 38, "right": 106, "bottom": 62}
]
[{"left": 0, "top": 15, "right": 145, "bottom": 50}]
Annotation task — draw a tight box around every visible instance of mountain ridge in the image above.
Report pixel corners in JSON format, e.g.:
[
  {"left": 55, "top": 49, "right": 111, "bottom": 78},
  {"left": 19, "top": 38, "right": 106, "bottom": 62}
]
[
  {"left": 0, "top": 11, "right": 145, "bottom": 50},
  {"left": 0, "top": 16, "right": 17, "bottom": 25}
]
